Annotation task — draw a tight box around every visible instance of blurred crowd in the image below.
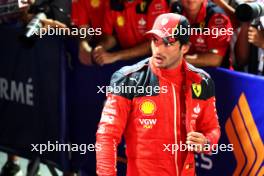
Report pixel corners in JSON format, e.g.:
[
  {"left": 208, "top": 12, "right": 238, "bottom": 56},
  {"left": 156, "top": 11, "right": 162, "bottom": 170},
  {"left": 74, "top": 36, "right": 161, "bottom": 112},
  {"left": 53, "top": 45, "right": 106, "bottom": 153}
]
[
  {"left": 1, "top": 0, "right": 263, "bottom": 75},
  {"left": 69, "top": 0, "right": 264, "bottom": 75}
]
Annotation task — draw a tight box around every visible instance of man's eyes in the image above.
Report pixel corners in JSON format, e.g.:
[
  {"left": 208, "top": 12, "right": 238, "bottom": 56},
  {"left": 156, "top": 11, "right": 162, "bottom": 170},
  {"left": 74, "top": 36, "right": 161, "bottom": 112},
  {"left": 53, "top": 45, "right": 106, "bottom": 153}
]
[{"left": 152, "top": 38, "right": 159, "bottom": 43}]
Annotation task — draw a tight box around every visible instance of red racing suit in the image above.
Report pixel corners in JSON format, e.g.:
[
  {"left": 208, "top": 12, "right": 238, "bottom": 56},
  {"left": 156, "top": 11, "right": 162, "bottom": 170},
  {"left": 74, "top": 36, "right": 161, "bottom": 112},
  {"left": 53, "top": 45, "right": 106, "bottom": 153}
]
[{"left": 96, "top": 58, "right": 220, "bottom": 176}]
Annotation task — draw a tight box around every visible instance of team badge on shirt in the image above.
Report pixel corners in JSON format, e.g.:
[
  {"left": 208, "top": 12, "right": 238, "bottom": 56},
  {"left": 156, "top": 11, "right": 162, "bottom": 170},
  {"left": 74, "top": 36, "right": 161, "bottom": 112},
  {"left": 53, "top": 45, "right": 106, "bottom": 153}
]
[
  {"left": 199, "top": 21, "right": 205, "bottom": 30},
  {"left": 91, "top": 0, "right": 100, "bottom": 8},
  {"left": 138, "top": 17, "right": 146, "bottom": 26},
  {"left": 192, "top": 83, "right": 202, "bottom": 97},
  {"left": 196, "top": 37, "right": 205, "bottom": 44},
  {"left": 140, "top": 1, "right": 147, "bottom": 12},
  {"left": 117, "top": 15, "right": 125, "bottom": 27},
  {"left": 140, "top": 100, "right": 156, "bottom": 116}
]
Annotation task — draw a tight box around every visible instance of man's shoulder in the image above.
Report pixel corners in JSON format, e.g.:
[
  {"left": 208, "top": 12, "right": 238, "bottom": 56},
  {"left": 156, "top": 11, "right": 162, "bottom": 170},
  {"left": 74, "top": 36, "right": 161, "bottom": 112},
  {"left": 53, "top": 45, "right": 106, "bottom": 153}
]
[
  {"left": 186, "top": 63, "right": 215, "bottom": 99},
  {"left": 206, "top": 1, "right": 225, "bottom": 15},
  {"left": 110, "top": 58, "right": 149, "bottom": 83},
  {"left": 206, "top": 1, "right": 231, "bottom": 24},
  {"left": 186, "top": 63, "right": 211, "bottom": 80}
]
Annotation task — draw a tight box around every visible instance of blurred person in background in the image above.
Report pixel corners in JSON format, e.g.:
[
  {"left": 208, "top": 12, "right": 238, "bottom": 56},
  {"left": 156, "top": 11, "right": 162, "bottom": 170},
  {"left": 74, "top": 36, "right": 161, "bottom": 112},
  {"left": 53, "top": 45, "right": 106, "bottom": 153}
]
[
  {"left": 71, "top": 0, "right": 107, "bottom": 66},
  {"left": 212, "top": 0, "right": 238, "bottom": 26},
  {"left": 235, "top": 0, "right": 264, "bottom": 75},
  {"left": 92, "top": 0, "right": 169, "bottom": 66},
  {"left": 171, "top": 0, "right": 233, "bottom": 68}
]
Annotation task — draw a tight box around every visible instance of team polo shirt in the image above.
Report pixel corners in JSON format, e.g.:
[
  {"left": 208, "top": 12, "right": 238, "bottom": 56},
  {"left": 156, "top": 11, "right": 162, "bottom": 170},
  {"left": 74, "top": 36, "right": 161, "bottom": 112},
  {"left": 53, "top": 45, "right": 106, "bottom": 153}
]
[
  {"left": 182, "top": 0, "right": 232, "bottom": 57},
  {"left": 103, "top": 0, "right": 169, "bottom": 49},
  {"left": 71, "top": 0, "right": 106, "bottom": 28}
]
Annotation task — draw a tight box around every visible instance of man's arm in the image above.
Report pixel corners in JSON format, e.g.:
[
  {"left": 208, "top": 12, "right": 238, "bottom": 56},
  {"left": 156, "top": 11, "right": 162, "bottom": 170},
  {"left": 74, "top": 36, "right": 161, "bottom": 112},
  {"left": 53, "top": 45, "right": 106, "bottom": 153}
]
[
  {"left": 97, "top": 34, "right": 118, "bottom": 51},
  {"left": 113, "top": 41, "right": 151, "bottom": 61},
  {"left": 235, "top": 23, "right": 251, "bottom": 66},
  {"left": 93, "top": 41, "right": 151, "bottom": 66},
  {"left": 96, "top": 72, "right": 131, "bottom": 176},
  {"left": 196, "top": 78, "right": 220, "bottom": 146},
  {"left": 235, "top": 24, "right": 264, "bottom": 67},
  {"left": 212, "top": 0, "right": 241, "bottom": 28},
  {"left": 186, "top": 78, "right": 220, "bottom": 153},
  {"left": 185, "top": 53, "right": 224, "bottom": 67}
]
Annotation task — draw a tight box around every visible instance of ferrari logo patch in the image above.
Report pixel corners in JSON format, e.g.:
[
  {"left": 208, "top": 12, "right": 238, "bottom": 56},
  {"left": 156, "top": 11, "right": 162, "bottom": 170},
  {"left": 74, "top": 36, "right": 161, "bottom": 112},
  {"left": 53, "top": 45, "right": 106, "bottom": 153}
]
[{"left": 192, "top": 83, "right": 202, "bottom": 97}]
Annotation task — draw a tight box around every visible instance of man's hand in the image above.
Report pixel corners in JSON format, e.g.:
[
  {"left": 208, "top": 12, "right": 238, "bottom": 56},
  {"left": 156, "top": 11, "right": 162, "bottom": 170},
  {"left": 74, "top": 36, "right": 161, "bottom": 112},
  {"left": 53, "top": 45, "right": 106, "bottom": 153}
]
[
  {"left": 21, "top": 0, "right": 35, "bottom": 5},
  {"left": 93, "top": 46, "right": 120, "bottom": 66},
  {"left": 186, "top": 132, "right": 208, "bottom": 153},
  {"left": 79, "top": 40, "right": 93, "bottom": 65},
  {"left": 248, "top": 26, "right": 264, "bottom": 49},
  {"left": 40, "top": 19, "right": 67, "bottom": 28}
]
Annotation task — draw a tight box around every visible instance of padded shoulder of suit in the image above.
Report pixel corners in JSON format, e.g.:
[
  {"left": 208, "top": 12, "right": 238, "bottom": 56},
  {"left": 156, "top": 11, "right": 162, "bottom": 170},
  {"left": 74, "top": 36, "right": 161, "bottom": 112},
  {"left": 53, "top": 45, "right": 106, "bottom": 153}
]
[
  {"left": 187, "top": 64, "right": 215, "bottom": 100},
  {"left": 187, "top": 63, "right": 211, "bottom": 80},
  {"left": 109, "top": 58, "right": 158, "bottom": 99},
  {"left": 110, "top": 58, "right": 149, "bottom": 86},
  {"left": 116, "top": 58, "right": 149, "bottom": 76}
]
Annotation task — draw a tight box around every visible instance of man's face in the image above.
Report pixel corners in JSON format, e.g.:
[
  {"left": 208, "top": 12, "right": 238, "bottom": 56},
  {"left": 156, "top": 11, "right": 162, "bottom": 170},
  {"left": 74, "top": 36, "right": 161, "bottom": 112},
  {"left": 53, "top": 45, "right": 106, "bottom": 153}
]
[
  {"left": 150, "top": 36, "right": 189, "bottom": 69},
  {"left": 181, "top": 0, "right": 204, "bottom": 12}
]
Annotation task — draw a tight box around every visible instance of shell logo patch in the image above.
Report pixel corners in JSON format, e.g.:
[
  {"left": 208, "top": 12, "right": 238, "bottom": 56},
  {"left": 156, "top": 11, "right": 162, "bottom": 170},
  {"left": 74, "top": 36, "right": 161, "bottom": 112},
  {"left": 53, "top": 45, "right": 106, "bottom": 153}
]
[
  {"left": 117, "top": 16, "right": 125, "bottom": 27},
  {"left": 140, "top": 100, "right": 156, "bottom": 116},
  {"left": 91, "top": 0, "right": 100, "bottom": 8},
  {"left": 192, "top": 83, "right": 202, "bottom": 97}
]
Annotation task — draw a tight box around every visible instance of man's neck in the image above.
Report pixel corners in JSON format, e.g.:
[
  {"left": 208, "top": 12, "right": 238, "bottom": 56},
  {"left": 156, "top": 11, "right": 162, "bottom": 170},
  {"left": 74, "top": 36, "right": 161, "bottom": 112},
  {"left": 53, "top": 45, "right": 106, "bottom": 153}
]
[
  {"left": 187, "top": 10, "right": 199, "bottom": 22},
  {"left": 185, "top": 4, "right": 203, "bottom": 22}
]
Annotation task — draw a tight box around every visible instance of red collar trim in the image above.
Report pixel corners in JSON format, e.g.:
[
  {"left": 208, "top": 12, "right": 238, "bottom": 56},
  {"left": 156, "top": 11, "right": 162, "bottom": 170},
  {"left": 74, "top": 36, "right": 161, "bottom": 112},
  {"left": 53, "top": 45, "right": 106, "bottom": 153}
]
[{"left": 149, "top": 58, "right": 201, "bottom": 84}]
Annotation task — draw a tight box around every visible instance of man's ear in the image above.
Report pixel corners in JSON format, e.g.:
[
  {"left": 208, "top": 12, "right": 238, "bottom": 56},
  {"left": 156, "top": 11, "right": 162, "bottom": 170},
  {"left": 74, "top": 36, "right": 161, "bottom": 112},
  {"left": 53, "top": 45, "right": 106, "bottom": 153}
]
[{"left": 181, "top": 43, "right": 190, "bottom": 54}]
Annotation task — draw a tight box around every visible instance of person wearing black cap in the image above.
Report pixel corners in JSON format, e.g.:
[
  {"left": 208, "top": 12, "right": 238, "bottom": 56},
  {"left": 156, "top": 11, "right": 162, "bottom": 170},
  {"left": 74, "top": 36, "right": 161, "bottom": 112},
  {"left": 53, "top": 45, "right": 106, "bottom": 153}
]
[{"left": 96, "top": 13, "right": 220, "bottom": 176}]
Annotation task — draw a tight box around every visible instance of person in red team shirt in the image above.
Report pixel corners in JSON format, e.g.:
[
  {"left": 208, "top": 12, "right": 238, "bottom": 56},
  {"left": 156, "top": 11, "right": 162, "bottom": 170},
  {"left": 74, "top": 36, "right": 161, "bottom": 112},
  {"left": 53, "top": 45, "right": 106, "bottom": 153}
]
[
  {"left": 92, "top": 0, "right": 169, "bottom": 66},
  {"left": 96, "top": 13, "right": 220, "bottom": 176},
  {"left": 71, "top": 0, "right": 106, "bottom": 65},
  {"left": 171, "top": 0, "right": 233, "bottom": 68},
  {"left": 71, "top": 0, "right": 105, "bottom": 28}
]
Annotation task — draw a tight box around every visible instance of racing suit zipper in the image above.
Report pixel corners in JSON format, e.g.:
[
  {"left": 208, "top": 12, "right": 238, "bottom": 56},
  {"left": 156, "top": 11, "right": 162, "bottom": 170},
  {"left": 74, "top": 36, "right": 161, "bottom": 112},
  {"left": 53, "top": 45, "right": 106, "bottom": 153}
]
[{"left": 171, "top": 83, "right": 179, "bottom": 176}]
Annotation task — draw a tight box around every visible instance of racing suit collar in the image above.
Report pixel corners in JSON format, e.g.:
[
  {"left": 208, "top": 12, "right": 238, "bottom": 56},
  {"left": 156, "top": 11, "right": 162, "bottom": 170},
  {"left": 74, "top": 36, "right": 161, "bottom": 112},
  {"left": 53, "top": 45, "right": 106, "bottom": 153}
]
[{"left": 149, "top": 58, "right": 201, "bottom": 84}]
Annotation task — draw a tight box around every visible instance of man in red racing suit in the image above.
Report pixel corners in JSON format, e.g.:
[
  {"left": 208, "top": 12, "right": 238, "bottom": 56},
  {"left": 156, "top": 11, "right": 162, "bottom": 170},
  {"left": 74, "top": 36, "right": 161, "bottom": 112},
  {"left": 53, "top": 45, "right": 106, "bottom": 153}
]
[{"left": 96, "top": 13, "right": 220, "bottom": 176}]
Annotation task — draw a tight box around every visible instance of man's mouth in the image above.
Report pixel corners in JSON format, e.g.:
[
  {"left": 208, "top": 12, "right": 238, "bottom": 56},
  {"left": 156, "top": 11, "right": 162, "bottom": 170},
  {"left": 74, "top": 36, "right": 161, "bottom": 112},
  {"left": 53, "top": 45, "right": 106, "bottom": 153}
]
[{"left": 153, "top": 55, "right": 165, "bottom": 64}]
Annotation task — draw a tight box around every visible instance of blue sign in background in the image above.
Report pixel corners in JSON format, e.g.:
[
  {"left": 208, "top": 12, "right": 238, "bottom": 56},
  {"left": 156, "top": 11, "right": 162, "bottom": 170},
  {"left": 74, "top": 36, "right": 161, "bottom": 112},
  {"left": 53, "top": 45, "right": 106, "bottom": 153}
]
[
  {"left": 196, "top": 68, "right": 264, "bottom": 176},
  {"left": 0, "top": 23, "right": 69, "bottom": 170}
]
